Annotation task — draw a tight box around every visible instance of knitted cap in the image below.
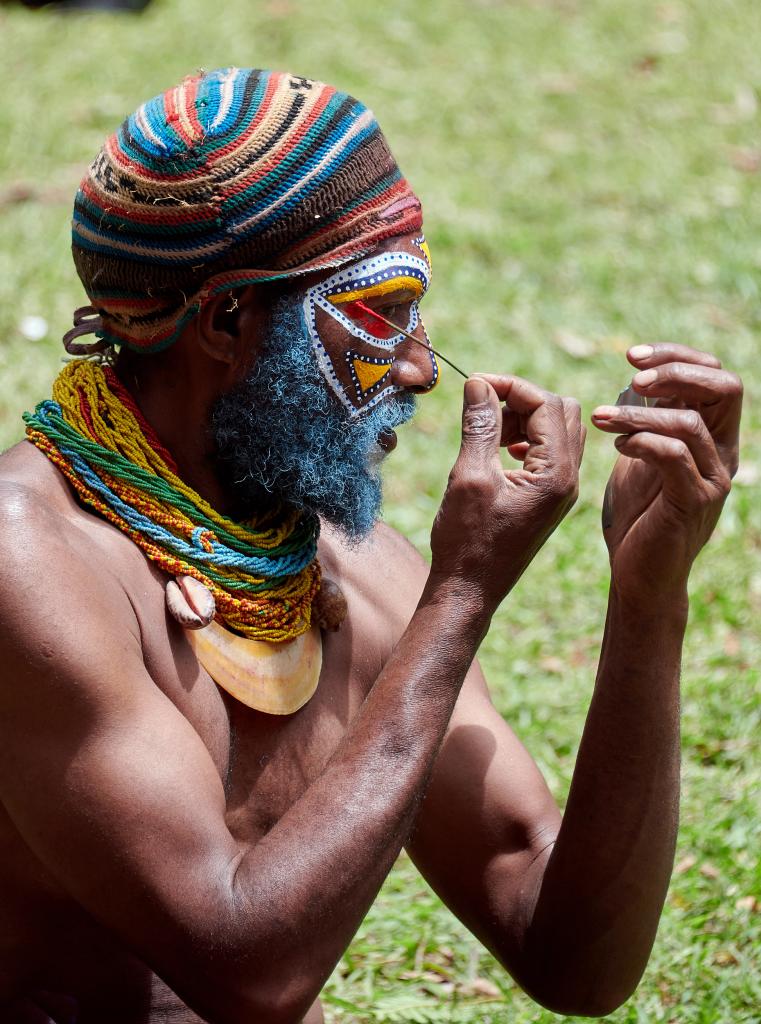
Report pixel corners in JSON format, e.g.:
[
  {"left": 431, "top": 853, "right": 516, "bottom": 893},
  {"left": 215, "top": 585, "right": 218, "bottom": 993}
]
[{"left": 71, "top": 68, "right": 423, "bottom": 352}]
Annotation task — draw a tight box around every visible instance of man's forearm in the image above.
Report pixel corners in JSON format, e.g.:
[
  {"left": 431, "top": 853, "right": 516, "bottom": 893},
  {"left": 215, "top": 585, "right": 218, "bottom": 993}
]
[
  {"left": 196, "top": 576, "right": 491, "bottom": 1023},
  {"left": 520, "top": 586, "right": 687, "bottom": 1016}
]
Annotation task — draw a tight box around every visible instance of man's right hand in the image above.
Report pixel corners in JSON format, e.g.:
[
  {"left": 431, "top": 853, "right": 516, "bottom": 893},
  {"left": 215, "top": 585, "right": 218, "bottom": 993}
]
[{"left": 430, "top": 374, "right": 585, "bottom": 612}]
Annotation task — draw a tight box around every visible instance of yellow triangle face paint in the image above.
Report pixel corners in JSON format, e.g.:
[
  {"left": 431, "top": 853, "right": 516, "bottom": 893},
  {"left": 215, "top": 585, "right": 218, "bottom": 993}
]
[
  {"left": 346, "top": 351, "right": 393, "bottom": 402},
  {"left": 353, "top": 356, "right": 393, "bottom": 393}
]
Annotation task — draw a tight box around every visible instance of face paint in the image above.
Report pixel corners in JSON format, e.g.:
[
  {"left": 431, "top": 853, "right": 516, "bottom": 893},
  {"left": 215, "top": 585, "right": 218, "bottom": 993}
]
[
  {"left": 303, "top": 247, "right": 437, "bottom": 417},
  {"left": 413, "top": 234, "right": 432, "bottom": 267}
]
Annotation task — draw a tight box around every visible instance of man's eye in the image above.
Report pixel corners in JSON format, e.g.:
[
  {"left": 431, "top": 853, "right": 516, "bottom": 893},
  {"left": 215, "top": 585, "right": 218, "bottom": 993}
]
[{"left": 380, "top": 304, "right": 403, "bottom": 320}]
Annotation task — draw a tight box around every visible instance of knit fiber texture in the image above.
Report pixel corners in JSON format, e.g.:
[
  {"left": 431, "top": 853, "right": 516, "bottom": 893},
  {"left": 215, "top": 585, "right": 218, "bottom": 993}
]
[{"left": 72, "top": 67, "right": 423, "bottom": 351}]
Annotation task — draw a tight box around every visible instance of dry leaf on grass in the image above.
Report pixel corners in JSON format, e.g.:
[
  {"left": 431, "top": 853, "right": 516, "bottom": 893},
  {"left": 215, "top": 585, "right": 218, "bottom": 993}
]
[
  {"left": 729, "top": 146, "right": 761, "bottom": 173},
  {"left": 734, "top": 895, "right": 759, "bottom": 912},
  {"left": 459, "top": 977, "right": 501, "bottom": 998},
  {"left": 700, "top": 862, "right": 721, "bottom": 880},
  {"left": 540, "top": 655, "right": 565, "bottom": 675},
  {"left": 713, "top": 949, "right": 739, "bottom": 967},
  {"left": 553, "top": 329, "right": 596, "bottom": 358},
  {"left": 633, "top": 54, "right": 660, "bottom": 75}
]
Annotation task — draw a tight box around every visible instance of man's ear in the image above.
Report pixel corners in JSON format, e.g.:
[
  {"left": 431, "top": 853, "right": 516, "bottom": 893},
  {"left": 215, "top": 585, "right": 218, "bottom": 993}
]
[{"left": 195, "top": 286, "right": 266, "bottom": 367}]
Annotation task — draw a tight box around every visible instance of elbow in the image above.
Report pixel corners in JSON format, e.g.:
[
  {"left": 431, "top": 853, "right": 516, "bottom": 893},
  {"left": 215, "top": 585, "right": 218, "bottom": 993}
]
[
  {"left": 508, "top": 954, "right": 641, "bottom": 1019},
  {"left": 257, "top": 994, "right": 319, "bottom": 1024},
  {"left": 237, "top": 1005, "right": 307, "bottom": 1024},
  {"left": 222, "top": 977, "right": 323, "bottom": 1024},
  {"left": 179, "top": 960, "right": 323, "bottom": 1024},
  {"left": 505, "top": 919, "right": 648, "bottom": 1018},
  {"left": 258, "top": 996, "right": 323, "bottom": 1024},
  {"left": 520, "top": 972, "right": 640, "bottom": 1019},
  {"left": 532, "top": 991, "right": 634, "bottom": 1019},
  {"left": 202, "top": 993, "right": 316, "bottom": 1024}
]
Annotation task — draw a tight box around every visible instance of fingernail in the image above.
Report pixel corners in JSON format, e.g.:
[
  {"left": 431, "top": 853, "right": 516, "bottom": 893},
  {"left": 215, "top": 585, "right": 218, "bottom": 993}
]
[
  {"left": 592, "top": 405, "right": 617, "bottom": 419},
  {"left": 634, "top": 369, "right": 658, "bottom": 386},
  {"left": 629, "top": 345, "right": 654, "bottom": 360},
  {"left": 465, "top": 377, "right": 489, "bottom": 405}
]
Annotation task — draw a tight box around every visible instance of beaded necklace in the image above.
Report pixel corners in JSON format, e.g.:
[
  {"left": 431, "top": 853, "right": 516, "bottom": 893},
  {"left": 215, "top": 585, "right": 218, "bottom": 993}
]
[{"left": 24, "top": 360, "right": 321, "bottom": 642}]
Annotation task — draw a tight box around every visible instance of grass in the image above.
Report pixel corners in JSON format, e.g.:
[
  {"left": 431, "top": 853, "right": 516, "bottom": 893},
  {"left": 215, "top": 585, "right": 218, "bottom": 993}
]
[{"left": 0, "top": 0, "right": 759, "bottom": 1021}]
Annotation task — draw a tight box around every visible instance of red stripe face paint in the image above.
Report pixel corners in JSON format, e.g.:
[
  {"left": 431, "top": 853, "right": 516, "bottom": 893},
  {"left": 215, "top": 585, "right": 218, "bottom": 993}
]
[{"left": 303, "top": 245, "right": 437, "bottom": 417}]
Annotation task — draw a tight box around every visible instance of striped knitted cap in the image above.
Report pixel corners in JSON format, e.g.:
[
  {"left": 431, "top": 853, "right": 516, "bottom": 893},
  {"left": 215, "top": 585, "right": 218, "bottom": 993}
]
[{"left": 71, "top": 68, "right": 423, "bottom": 352}]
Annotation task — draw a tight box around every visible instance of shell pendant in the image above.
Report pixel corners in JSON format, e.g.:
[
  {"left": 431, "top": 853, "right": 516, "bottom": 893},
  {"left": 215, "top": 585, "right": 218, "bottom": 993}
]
[{"left": 187, "top": 620, "right": 323, "bottom": 715}]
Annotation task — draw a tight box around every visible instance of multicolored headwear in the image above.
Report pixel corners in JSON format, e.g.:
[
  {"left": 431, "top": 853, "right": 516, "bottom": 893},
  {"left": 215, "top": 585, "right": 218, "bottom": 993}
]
[{"left": 71, "top": 67, "right": 423, "bottom": 353}]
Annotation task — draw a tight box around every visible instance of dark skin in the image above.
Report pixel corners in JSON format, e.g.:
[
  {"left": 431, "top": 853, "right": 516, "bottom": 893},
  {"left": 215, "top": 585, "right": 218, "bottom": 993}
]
[{"left": 0, "top": 232, "right": 743, "bottom": 1023}]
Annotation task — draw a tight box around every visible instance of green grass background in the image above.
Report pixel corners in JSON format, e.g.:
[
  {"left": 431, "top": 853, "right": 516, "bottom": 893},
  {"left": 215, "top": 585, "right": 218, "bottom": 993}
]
[{"left": 0, "top": 0, "right": 759, "bottom": 1021}]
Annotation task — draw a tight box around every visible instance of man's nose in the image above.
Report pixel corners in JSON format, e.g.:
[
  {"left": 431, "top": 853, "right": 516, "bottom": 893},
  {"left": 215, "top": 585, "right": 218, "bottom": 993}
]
[{"left": 389, "top": 322, "right": 439, "bottom": 394}]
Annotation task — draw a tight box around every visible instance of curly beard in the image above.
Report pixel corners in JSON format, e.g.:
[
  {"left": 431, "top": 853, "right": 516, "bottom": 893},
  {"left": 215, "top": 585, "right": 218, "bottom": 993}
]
[{"left": 211, "top": 296, "right": 416, "bottom": 540}]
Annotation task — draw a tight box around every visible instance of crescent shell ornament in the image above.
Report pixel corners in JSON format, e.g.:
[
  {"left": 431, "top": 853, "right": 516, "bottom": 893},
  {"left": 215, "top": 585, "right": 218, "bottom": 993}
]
[{"left": 187, "top": 620, "right": 323, "bottom": 715}]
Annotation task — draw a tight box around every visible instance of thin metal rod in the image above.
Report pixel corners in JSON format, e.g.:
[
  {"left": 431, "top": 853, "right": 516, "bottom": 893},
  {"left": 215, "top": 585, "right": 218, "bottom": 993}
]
[{"left": 353, "top": 302, "right": 470, "bottom": 380}]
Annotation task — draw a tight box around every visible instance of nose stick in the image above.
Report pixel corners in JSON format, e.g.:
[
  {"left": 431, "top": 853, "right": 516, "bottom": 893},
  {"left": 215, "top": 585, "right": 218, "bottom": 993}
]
[{"left": 353, "top": 302, "right": 470, "bottom": 380}]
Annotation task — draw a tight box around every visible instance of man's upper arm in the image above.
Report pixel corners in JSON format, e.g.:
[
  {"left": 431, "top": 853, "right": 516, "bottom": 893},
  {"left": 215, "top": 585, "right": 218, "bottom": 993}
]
[
  {"left": 380, "top": 527, "right": 561, "bottom": 968},
  {"left": 407, "top": 662, "right": 561, "bottom": 962},
  {"left": 0, "top": 500, "right": 243, "bottom": 1006}
]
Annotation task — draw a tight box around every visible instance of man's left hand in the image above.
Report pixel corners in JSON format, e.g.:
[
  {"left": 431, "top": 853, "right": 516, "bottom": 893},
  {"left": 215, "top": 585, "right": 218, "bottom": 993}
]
[{"left": 591, "top": 343, "right": 742, "bottom": 604}]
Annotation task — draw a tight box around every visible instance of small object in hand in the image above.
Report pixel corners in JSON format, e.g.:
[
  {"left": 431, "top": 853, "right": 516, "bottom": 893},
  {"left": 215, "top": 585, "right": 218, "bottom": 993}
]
[
  {"left": 166, "top": 575, "right": 216, "bottom": 629},
  {"left": 601, "top": 383, "right": 653, "bottom": 530},
  {"left": 313, "top": 577, "right": 348, "bottom": 632},
  {"left": 614, "top": 383, "right": 653, "bottom": 408}
]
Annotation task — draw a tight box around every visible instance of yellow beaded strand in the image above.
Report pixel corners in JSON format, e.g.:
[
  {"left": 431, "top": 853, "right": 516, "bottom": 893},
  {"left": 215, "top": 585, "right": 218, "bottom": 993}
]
[{"left": 26, "top": 362, "right": 321, "bottom": 642}]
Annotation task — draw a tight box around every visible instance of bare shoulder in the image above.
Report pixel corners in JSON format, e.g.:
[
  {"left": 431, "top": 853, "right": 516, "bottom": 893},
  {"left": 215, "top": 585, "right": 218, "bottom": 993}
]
[
  {"left": 0, "top": 442, "right": 92, "bottom": 571},
  {"left": 0, "top": 439, "right": 145, "bottom": 571},
  {"left": 0, "top": 446, "right": 74, "bottom": 566},
  {"left": 0, "top": 442, "right": 140, "bottom": 658},
  {"left": 319, "top": 520, "right": 430, "bottom": 643},
  {"left": 0, "top": 440, "right": 85, "bottom": 539},
  {"left": 320, "top": 520, "right": 428, "bottom": 591}
]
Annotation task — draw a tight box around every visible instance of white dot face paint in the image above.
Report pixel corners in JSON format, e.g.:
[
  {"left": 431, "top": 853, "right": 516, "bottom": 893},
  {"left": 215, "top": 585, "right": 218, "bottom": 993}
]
[{"left": 303, "top": 244, "right": 437, "bottom": 418}]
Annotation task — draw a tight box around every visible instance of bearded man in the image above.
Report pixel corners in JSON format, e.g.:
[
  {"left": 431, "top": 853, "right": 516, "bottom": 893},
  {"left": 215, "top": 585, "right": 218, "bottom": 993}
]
[{"left": 0, "top": 69, "right": 742, "bottom": 1024}]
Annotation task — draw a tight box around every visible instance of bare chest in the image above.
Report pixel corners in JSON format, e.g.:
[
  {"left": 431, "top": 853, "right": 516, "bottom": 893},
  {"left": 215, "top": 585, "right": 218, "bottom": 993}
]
[
  {"left": 0, "top": 561, "right": 388, "bottom": 1019},
  {"left": 140, "top": 585, "right": 385, "bottom": 845},
  {"left": 67, "top": 496, "right": 395, "bottom": 841}
]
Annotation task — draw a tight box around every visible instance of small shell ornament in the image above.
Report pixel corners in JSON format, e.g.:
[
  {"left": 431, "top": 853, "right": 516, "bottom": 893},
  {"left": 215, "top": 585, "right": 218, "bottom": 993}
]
[
  {"left": 165, "top": 575, "right": 216, "bottom": 628},
  {"left": 313, "top": 577, "right": 348, "bottom": 631}
]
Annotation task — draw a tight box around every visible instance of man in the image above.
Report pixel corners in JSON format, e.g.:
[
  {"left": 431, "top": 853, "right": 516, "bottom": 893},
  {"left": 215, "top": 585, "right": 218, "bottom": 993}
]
[{"left": 0, "top": 68, "right": 742, "bottom": 1023}]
